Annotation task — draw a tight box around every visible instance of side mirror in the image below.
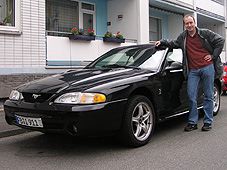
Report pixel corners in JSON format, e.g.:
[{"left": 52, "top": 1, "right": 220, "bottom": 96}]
[{"left": 165, "top": 61, "right": 183, "bottom": 71}]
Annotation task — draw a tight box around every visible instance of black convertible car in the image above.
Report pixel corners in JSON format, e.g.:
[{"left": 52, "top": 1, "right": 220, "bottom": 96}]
[{"left": 4, "top": 44, "right": 221, "bottom": 147}]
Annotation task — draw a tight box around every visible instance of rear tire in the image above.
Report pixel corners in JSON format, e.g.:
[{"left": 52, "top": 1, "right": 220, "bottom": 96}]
[
  {"left": 119, "top": 95, "right": 155, "bottom": 147},
  {"left": 200, "top": 83, "right": 221, "bottom": 116},
  {"left": 213, "top": 83, "right": 220, "bottom": 116}
]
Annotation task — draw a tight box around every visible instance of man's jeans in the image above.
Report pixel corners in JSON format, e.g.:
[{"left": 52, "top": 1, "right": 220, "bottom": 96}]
[{"left": 187, "top": 64, "right": 214, "bottom": 125}]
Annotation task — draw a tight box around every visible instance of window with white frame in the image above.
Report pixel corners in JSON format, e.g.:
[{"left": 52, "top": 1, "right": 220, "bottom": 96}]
[
  {"left": 0, "top": 0, "right": 15, "bottom": 26},
  {"left": 0, "top": 0, "right": 20, "bottom": 34},
  {"left": 81, "top": 2, "right": 95, "bottom": 32},
  {"left": 149, "top": 17, "right": 162, "bottom": 41},
  {"left": 46, "top": 0, "right": 95, "bottom": 35}
]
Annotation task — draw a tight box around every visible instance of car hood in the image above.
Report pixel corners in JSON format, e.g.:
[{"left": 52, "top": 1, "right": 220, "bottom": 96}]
[{"left": 17, "top": 68, "right": 154, "bottom": 94}]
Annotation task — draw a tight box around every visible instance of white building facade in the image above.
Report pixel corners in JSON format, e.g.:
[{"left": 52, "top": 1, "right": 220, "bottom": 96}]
[
  {"left": 0, "top": 0, "right": 149, "bottom": 75},
  {"left": 0, "top": 0, "right": 226, "bottom": 97}
]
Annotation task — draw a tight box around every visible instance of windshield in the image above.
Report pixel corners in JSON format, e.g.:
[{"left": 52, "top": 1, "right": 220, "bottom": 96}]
[{"left": 87, "top": 46, "right": 166, "bottom": 71}]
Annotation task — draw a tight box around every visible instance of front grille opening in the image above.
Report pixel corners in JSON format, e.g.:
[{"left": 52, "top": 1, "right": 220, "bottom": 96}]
[{"left": 22, "top": 93, "right": 53, "bottom": 103}]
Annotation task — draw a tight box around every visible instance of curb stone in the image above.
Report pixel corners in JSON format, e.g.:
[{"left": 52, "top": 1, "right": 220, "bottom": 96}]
[{"left": 0, "top": 129, "right": 29, "bottom": 138}]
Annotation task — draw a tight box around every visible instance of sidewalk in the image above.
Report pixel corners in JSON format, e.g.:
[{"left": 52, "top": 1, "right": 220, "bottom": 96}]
[{"left": 0, "top": 98, "right": 28, "bottom": 138}]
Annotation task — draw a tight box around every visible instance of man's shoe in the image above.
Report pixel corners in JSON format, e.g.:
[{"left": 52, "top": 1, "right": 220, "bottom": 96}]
[
  {"left": 201, "top": 123, "right": 212, "bottom": 131},
  {"left": 184, "top": 124, "right": 198, "bottom": 132}
]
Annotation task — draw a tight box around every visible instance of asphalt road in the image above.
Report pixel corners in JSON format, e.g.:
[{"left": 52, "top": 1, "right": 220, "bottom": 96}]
[{"left": 1, "top": 96, "right": 227, "bottom": 170}]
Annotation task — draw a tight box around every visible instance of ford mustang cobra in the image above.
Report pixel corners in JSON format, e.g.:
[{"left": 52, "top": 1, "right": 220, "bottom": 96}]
[{"left": 4, "top": 44, "right": 221, "bottom": 147}]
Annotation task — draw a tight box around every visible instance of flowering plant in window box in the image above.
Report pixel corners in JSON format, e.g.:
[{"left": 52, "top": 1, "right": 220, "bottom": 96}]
[
  {"left": 88, "top": 28, "right": 95, "bottom": 36},
  {"left": 103, "top": 31, "right": 125, "bottom": 43},
  {"left": 116, "top": 32, "right": 124, "bottom": 39},
  {"left": 71, "top": 27, "right": 79, "bottom": 35},
  {"left": 104, "top": 31, "right": 113, "bottom": 38},
  {"left": 69, "top": 27, "right": 95, "bottom": 41}
]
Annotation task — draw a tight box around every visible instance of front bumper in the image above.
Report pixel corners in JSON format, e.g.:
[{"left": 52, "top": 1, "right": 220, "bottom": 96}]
[{"left": 4, "top": 99, "right": 127, "bottom": 136}]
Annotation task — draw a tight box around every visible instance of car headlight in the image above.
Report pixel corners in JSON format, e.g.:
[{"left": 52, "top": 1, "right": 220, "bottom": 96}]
[
  {"left": 9, "top": 90, "right": 23, "bottom": 101},
  {"left": 54, "top": 92, "right": 106, "bottom": 104}
]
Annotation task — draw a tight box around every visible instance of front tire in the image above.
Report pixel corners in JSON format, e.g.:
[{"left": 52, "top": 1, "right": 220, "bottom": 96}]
[{"left": 119, "top": 95, "right": 155, "bottom": 147}]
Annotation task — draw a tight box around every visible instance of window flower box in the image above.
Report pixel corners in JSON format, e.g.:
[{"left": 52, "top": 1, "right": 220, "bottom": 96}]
[
  {"left": 103, "top": 37, "right": 125, "bottom": 43},
  {"left": 103, "top": 31, "right": 125, "bottom": 43},
  {"left": 69, "top": 34, "right": 95, "bottom": 41}
]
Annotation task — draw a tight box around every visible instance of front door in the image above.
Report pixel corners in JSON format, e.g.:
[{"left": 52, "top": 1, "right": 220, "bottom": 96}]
[{"left": 160, "top": 49, "right": 189, "bottom": 116}]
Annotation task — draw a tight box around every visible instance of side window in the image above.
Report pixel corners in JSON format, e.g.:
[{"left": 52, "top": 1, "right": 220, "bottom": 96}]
[{"left": 166, "top": 49, "right": 183, "bottom": 64}]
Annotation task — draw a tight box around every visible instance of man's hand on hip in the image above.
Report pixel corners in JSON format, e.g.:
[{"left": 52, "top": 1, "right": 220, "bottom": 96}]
[{"left": 204, "top": 54, "right": 212, "bottom": 62}]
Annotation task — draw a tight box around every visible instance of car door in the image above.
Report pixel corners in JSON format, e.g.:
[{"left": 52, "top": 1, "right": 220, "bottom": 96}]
[{"left": 159, "top": 48, "right": 189, "bottom": 117}]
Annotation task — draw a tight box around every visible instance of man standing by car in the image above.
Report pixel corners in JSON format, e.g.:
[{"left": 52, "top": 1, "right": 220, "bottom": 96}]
[{"left": 155, "top": 14, "right": 225, "bottom": 131}]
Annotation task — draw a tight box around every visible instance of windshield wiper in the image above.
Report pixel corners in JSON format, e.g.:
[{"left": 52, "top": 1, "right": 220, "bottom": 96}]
[{"left": 102, "top": 64, "right": 140, "bottom": 70}]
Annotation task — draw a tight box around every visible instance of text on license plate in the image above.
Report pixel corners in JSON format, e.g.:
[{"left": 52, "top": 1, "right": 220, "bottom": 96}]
[{"left": 15, "top": 115, "right": 43, "bottom": 128}]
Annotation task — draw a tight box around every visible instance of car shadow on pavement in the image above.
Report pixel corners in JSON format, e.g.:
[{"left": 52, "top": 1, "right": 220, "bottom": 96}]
[
  {"left": 3, "top": 112, "right": 208, "bottom": 157},
  {"left": 11, "top": 133, "right": 128, "bottom": 158},
  {"left": 8, "top": 115, "right": 187, "bottom": 148}
]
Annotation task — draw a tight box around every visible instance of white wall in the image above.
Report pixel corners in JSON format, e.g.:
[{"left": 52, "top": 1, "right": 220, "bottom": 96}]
[
  {"left": 195, "top": 0, "right": 225, "bottom": 17},
  {"left": 107, "top": 0, "right": 138, "bottom": 41},
  {"left": 0, "top": 0, "right": 46, "bottom": 70},
  {"left": 168, "top": 14, "right": 184, "bottom": 39},
  {"left": 47, "top": 36, "right": 136, "bottom": 63},
  {"left": 107, "top": 0, "right": 149, "bottom": 44},
  {"left": 137, "top": 0, "right": 149, "bottom": 44}
]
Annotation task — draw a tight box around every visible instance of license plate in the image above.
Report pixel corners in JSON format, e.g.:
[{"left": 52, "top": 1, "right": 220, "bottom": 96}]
[{"left": 15, "top": 115, "right": 43, "bottom": 128}]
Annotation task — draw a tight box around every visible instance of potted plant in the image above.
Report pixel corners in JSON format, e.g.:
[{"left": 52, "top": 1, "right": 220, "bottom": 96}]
[
  {"left": 88, "top": 28, "right": 95, "bottom": 36},
  {"left": 71, "top": 27, "right": 79, "bottom": 35},
  {"left": 69, "top": 27, "right": 95, "bottom": 41},
  {"left": 103, "top": 31, "right": 125, "bottom": 43}
]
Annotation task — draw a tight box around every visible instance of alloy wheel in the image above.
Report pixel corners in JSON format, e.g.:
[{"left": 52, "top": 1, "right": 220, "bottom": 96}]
[
  {"left": 213, "top": 85, "right": 220, "bottom": 114},
  {"left": 132, "top": 102, "right": 153, "bottom": 141}
]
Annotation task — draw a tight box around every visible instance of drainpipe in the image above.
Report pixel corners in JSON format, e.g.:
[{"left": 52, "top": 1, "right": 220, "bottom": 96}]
[{"left": 136, "top": 0, "right": 149, "bottom": 44}]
